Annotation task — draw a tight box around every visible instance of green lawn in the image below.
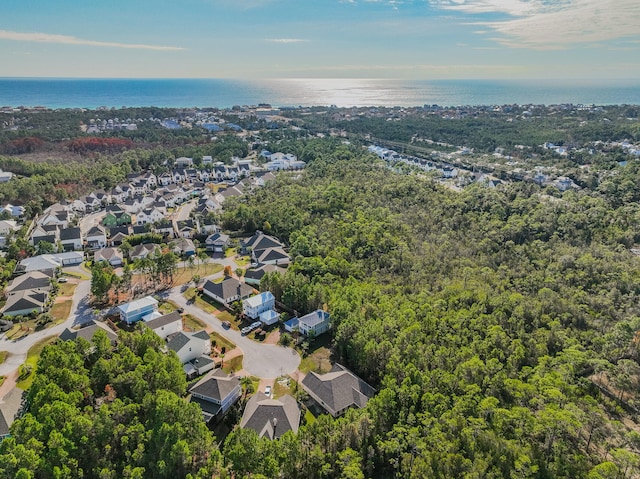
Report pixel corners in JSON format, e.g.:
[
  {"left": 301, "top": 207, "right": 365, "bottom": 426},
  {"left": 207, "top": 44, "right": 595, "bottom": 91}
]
[
  {"left": 304, "top": 409, "right": 316, "bottom": 425},
  {"left": 184, "top": 314, "right": 206, "bottom": 331},
  {"left": 210, "top": 331, "right": 236, "bottom": 352},
  {"left": 158, "top": 300, "right": 180, "bottom": 314},
  {"left": 235, "top": 256, "right": 251, "bottom": 267},
  {"left": 273, "top": 376, "right": 294, "bottom": 399},
  {"left": 172, "top": 262, "right": 223, "bottom": 286},
  {"left": 63, "top": 270, "right": 90, "bottom": 281},
  {"left": 221, "top": 355, "right": 243, "bottom": 374},
  {"left": 0, "top": 351, "right": 8, "bottom": 365},
  {"left": 16, "top": 336, "right": 59, "bottom": 390},
  {"left": 184, "top": 287, "right": 219, "bottom": 315}
]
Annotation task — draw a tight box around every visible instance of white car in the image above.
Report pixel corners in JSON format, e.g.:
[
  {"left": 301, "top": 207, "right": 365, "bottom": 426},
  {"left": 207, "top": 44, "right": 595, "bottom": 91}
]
[{"left": 264, "top": 385, "right": 272, "bottom": 397}]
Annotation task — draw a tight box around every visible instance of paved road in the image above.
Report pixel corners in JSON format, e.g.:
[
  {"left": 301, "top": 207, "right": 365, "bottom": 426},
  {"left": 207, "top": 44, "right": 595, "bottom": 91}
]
[
  {"left": 166, "top": 290, "right": 300, "bottom": 378},
  {"left": 0, "top": 268, "right": 93, "bottom": 376},
  {"left": 174, "top": 199, "right": 196, "bottom": 222}
]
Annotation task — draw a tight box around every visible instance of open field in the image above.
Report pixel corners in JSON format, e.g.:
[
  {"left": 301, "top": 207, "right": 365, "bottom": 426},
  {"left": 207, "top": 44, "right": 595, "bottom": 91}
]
[{"left": 221, "top": 355, "right": 243, "bottom": 374}]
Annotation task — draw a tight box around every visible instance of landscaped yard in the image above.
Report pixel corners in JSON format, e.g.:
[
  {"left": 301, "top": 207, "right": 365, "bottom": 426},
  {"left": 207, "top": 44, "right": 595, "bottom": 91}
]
[
  {"left": 234, "top": 256, "right": 251, "bottom": 267},
  {"left": 221, "top": 355, "right": 243, "bottom": 374},
  {"left": 184, "top": 287, "right": 219, "bottom": 315},
  {"left": 210, "top": 331, "right": 236, "bottom": 352},
  {"left": 50, "top": 300, "right": 73, "bottom": 323},
  {"left": 63, "top": 270, "right": 90, "bottom": 281},
  {"left": 16, "top": 336, "right": 58, "bottom": 390},
  {"left": 0, "top": 351, "right": 8, "bottom": 365},
  {"left": 304, "top": 409, "right": 316, "bottom": 425}
]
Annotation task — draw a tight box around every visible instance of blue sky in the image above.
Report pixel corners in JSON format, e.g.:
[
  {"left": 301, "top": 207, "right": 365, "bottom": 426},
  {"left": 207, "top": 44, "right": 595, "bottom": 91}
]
[{"left": 0, "top": 0, "right": 638, "bottom": 79}]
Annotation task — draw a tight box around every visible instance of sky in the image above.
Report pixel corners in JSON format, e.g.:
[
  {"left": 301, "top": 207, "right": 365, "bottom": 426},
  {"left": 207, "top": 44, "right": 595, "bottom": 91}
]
[{"left": 0, "top": 0, "right": 638, "bottom": 80}]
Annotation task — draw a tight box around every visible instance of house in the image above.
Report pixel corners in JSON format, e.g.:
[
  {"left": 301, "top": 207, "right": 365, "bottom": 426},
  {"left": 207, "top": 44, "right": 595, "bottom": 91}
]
[
  {"left": 259, "top": 309, "right": 279, "bottom": 326},
  {"left": 175, "top": 219, "right": 198, "bottom": 238},
  {"left": 38, "top": 211, "right": 69, "bottom": 229},
  {"left": 0, "top": 389, "right": 24, "bottom": 441},
  {"left": 243, "top": 291, "right": 275, "bottom": 320},
  {"left": 240, "top": 394, "right": 300, "bottom": 440},
  {"left": 94, "top": 247, "right": 124, "bottom": 267},
  {"left": 284, "top": 317, "right": 299, "bottom": 333},
  {"left": 153, "top": 219, "right": 175, "bottom": 238},
  {"left": 189, "top": 369, "right": 242, "bottom": 422},
  {"left": 144, "top": 311, "right": 182, "bottom": 340},
  {"left": 16, "top": 252, "right": 83, "bottom": 274},
  {"left": 202, "top": 155, "right": 213, "bottom": 166},
  {"left": 59, "top": 227, "right": 83, "bottom": 251},
  {"left": 1, "top": 290, "right": 48, "bottom": 317},
  {"left": 205, "top": 233, "right": 229, "bottom": 252},
  {"left": 241, "top": 231, "right": 283, "bottom": 255},
  {"left": 135, "top": 208, "right": 165, "bottom": 225},
  {"left": 301, "top": 363, "right": 376, "bottom": 418},
  {"left": 253, "top": 246, "right": 290, "bottom": 267},
  {"left": 59, "top": 320, "right": 118, "bottom": 344},
  {"left": 298, "top": 310, "right": 330, "bottom": 337},
  {"left": 175, "top": 157, "right": 194, "bottom": 168},
  {"left": 117, "top": 296, "right": 158, "bottom": 324},
  {"left": 0, "top": 169, "right": 13, "bottom": 183},
  {"left": 0, "top": 220, "right": 19, "bottom": 236},
  {"left": 85, "top": 225, "right": 107, "bottom": 249},
  {"left": 244, "top": 264, "right": 286, "bottom": 286},
  {"left": 103, "top": 211, "right": 132, "bottom": 227},
  {"left": 128, "top": 243, "right": 159, "bottom": 261},
  {"left": 201, "top": 277, "right": 255, "bottom": 306},
  {"left": 172, "top": 237, "right": 196, "bottom": 257},
  {"left": 108, "top": 226, "right": 131, "bottom": 246},
  {"left": 0, "top": 204, "right": 25, "bottom": 217},
  {"left": 158, "top": 172, "right": 173, "bottom": 186},
  {"left": 167, "top": 330, "right": 211, "bottom": 364},
  {"left": 200, "top": 216, "right": 219, "bottom": 235},
  {"left": 5, "top": 271, "right": 52, "bottom": 295}
]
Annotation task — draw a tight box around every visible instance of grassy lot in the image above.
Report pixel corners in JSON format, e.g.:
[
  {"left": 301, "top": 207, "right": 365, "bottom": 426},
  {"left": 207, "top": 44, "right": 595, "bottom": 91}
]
[
  {"left": 58, "top": 282, "right": 78, "bottom": 297},
  {"left": 235, "top": 256, "right": 251, "bottom": 267},
  {"left": 0, "top": 376, "right": 4, "bottom": 388},
  {"left": 221, "top": 355, "right": 243, "bottom": 374},
  {"left": 298, "top": 345, "right": 333, "bottom": 374},
  {"left": 173, "top": 263, "right": 223, "bottom": 285},
  {"left": 273, "top": 376, "right": 294, "bottom": 399},
  {"left": 210, "top": 331, "right": 236, "bottom": 352},
  {"left": 50, "top": 300, "right": 73, "bottom": 323},
  {"left": 225, "top": 247, "right": 237, "bottom": 258},
  {"left": 158, "top": 300, "right": 180, "bottom": 314},
  {"left": 0, "top": 351, "right": 8, "bottom": 365},
  {"left": 16, "top": 336, "right": 58, "bottom": 390},
  {"left": 217, "top": 310, "right": 236, "bottom": 324},
  {"left": 63, "top": 270, "right": 90, "bottom": 281},
  {"left": 184, "top": 314, "right": 206, "bottom": 331}
]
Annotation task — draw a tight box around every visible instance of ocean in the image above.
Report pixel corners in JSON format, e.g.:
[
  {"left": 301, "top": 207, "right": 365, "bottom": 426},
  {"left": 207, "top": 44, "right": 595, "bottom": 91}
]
[{"left": 0, "top": 78, "right": 639, "bottom": 109}]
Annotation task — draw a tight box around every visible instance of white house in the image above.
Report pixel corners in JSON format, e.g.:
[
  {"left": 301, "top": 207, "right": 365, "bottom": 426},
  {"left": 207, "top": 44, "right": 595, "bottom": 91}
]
[
  {"left": 94, "top": 247, "right": 123, "bottom": 267},
  {"left": 167, "top": 330, "right": 211, "bottom": 364},
  {"left": 144, "top": 311, "right": 183, "bottom": 340},
  {"left": 175, "top": 157, "right": 194, "bottom": 168},
  {"left": 117, "top": 296, "right": 159, "bottom": 324},
  {"left": 201, "top": 278, "right": 255, "bottom": 305},
  {"left": 85, "top": 225, "right": 107, "bottom": 249},
  {"left": 243, "top": 291, "right": 275, "bottom": 320},
  {"left": 298, "top": 310, "right": 331, "bottom": 337},
  {"left": 189, "top": 369, "right": 242, "bottom": 422}
]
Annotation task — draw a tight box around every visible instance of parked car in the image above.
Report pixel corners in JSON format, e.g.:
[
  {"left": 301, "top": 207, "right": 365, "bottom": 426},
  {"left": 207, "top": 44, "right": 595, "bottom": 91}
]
[
  {"left": 177, "top": 307, "right": 184, "bottom": 313},
  {"left": 241, "top": 326, "right": 252, "bottom": 335},
  {"left": 250, "top": 321, "right": 261, "bottom": 330},
  {"left": 58, "top": 277, "right": 68, "bottom": 283},
  {"left": 264, "top": 385, "right": 272, "bottom": 398},
  {"left": 222, "top": 321, "right": 231, "bottom": 329}
]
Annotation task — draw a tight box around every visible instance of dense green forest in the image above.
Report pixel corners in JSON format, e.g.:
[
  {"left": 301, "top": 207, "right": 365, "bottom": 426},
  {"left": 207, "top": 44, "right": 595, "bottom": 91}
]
[{"left": 4, "top": 140, "right": 640, "bottom": 477}]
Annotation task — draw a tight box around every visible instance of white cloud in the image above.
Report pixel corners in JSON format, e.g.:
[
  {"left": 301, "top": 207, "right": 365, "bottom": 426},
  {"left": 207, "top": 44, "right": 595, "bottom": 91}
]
[
  {"left": 431, "top": 0, "right": 640, "bottom": 49},
  {"left": 0, "top": 30, "right": 185, "bottom": 51},
  {"left": 265, "top": 38, "right": 309, "bottom": 43}
]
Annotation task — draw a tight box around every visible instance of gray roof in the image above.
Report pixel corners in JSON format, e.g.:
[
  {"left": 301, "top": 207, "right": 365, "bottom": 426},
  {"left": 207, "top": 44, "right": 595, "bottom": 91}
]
[
  {"left": 0, "top": 411, "right": 8, "bottom": 437},
  {"left": 167, "top": 332, "right": 191, "bottom": 353},
  {"left": 86, "top": 225, "right": 106, "bottom": 237},
  {"left": 59, "top": 320, "right": 118, "bottom": 344},
  {"left": 189, "top": 369, "right": 240, "bottom": 403},
  {"left": 256, "top": 247, "right": 289, "bottom": 264},
  {"left": 145, "top": 311, "right": 181, "bottom": 330},
  {"left": 242, "top": 231, "right": 283, "bottom": 251},
  {"left": 244, "top": 264, "right": 286, "bottom": 281},
  {"left": 299, "top": 310, "right": 330, "bottom": 328},
  {"left": 59, "top": 227, "right": 82, "bottom": 241},
  {"left": 301, "top": 363, "right": 376, "bottom": 417},
  {"left": 6, "top": 271, "right": 52, "bottom": 293},
  {"left": 2, "top": 290, "right": 47, "bottom": 314},
  {"left": 202, "top": 278, "right": 254, "bottom": 302},
  {"left": 240, "top": 394, "right": 300, "bottom": 440}
]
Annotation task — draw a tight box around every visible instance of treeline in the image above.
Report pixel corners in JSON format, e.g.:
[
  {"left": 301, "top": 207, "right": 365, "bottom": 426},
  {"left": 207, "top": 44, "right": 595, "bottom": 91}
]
[{"left": 219, "top": 144, "right": 640, "bottom": 477}]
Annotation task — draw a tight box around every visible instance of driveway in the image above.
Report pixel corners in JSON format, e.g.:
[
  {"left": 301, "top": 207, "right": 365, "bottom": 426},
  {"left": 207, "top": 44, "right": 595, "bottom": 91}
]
[{"left": 166, "top": 290, "right": 300, "bottom": 378}]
